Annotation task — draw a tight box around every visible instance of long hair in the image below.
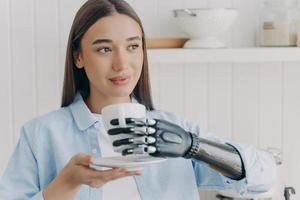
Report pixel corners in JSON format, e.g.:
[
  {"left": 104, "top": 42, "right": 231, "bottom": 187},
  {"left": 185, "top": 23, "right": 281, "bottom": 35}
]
[{"left": 61, "top": 0, "right": 154, "bottom": 110}]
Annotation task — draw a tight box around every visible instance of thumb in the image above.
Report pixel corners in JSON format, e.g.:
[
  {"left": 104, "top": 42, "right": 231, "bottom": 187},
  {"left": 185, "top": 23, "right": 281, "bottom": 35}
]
[{"left": 72, "top": 153, "right": 92, "bottom": 166}]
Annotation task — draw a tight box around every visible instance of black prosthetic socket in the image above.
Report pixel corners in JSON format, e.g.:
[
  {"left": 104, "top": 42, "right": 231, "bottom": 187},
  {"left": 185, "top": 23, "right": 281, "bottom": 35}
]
[{"left": 185, "top": 134, "right": 245, "bottom": 180}]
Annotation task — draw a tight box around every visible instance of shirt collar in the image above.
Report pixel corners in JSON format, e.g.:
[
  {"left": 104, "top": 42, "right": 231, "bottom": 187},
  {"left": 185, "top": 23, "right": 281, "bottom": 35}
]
[
  {"left": 69, "top": 93, "right": 97, "bottom": 131},
  {"left": 69, "top": 93, "right": 140, "bottom": 131}
]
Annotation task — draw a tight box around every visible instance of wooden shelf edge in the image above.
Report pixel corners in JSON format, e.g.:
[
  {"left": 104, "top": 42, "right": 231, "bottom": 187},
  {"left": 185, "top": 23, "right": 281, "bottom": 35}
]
[{"left": 147, "top": 48, "right": 300, "bottom": 63}]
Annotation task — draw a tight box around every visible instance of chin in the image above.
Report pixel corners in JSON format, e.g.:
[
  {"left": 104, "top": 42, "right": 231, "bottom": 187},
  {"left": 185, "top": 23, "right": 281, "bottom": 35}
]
[
  {"left": 107, "top": 83, "right": 136, "bottom": 98},
  {"left": 111, "top": 90, "right": 132, "bottom": 98}
]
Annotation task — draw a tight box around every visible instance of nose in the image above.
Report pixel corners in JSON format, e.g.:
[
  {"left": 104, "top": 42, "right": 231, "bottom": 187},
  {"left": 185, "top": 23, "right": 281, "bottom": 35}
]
[{"left": 112, "top": 50, "right": 128, "bottom": 72}]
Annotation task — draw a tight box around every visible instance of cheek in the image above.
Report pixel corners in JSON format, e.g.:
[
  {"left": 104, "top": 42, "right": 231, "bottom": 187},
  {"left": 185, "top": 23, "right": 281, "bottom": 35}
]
[
  {"left": 132, "top": 61, "right": 143, "bottom": 81},
  {"left": 85, "top": 56, "right": 103, "bottom": 70},
  {"left": 133, "top": 52, "right": 143, "bottom": 74},
  {"left": 84, "top": 54, "right": 110, "bottom": 75},
  {"left": 84, "top": 64, "right": 109, "bottom": 85}
]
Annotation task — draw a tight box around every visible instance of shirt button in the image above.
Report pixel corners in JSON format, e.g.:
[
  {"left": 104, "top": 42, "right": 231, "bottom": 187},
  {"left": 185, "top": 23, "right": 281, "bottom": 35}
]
[{"left": 94, "top": 122, "right": 100, "bottom": 129}]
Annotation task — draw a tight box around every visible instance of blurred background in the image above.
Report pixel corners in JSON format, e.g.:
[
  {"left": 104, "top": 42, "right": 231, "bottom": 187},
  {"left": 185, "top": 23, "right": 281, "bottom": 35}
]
[{"left": 1, "top": 0, "right": 300, "bottom": 199}]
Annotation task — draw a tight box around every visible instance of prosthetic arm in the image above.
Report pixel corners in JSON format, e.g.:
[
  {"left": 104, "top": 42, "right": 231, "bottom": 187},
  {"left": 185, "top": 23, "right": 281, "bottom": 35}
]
[{"left": 108, "top": 118, "right": 245, "bottom": 180}]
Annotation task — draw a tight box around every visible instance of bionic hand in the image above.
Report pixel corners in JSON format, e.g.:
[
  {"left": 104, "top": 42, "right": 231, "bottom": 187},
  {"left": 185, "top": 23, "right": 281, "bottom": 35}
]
[{"left": 108, "top": 118, "right": 245, "bottom": 180}]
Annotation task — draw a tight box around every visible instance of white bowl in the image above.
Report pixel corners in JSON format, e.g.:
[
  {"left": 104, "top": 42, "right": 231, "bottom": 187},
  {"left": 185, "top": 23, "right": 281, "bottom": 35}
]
[{"left": 173, "top": 8, "right": 238, "bottom": 48}]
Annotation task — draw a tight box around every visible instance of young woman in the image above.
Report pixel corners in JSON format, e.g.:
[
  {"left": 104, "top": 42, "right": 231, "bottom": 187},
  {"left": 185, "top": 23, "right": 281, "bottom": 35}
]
[{"left": 0, "top": 0, "right": 277, "bottom": 199}]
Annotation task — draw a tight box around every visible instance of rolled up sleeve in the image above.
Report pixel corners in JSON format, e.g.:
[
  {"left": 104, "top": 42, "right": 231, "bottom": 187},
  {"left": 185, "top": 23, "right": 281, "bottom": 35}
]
[
  {"left": 193, "top": 141, "right": 278, "bottom": 197},
  {"left": 229, "top": 142, "right": 278, "bottom": 193}
]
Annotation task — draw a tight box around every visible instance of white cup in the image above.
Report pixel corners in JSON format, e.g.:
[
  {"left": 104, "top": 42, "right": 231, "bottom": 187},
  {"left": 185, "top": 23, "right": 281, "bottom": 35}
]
[{"left": 101, "top": 103, "right": 146, "bottom": 153}]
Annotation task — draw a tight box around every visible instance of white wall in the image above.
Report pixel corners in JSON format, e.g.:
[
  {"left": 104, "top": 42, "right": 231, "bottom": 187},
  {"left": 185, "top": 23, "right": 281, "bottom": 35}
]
[
  {"left": 0, "top": 0, "right": 299, "bottom": 199},
  {"left": 149, "top": 58, "right": 300, "bottom": 199}
]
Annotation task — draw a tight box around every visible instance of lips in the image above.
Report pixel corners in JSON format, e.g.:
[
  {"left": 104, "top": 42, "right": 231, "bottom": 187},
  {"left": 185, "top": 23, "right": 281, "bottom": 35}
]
[{"left": 109, "top": 75, "right": 130, "bottom": 86}]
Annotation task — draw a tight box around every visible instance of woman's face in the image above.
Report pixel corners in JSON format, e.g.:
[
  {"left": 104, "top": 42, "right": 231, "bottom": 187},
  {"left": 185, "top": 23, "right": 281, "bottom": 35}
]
[{"left": 75, "top": 13, "right": 143, "bottom": 101}]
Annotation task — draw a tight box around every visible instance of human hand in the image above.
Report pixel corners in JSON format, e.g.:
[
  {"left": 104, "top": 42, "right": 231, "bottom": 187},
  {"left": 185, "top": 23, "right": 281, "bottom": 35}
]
[
  {"left": 107, "top": 118, "right": 192, "bottom": 157},
  {"left": 43, "top": 153, "right": 140, "bottom": 200}
]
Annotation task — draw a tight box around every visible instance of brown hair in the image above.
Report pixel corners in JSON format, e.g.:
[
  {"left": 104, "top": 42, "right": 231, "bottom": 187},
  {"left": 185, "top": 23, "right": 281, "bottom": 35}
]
[{"left": 61, "top": 0, "right": 154, "bottom": 110}]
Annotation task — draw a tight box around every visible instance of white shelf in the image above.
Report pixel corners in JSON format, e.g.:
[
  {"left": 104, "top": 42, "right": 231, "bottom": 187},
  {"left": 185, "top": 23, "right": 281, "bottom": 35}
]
[{"left": 147, "top": 48, "right": 300, "bottom": 63}]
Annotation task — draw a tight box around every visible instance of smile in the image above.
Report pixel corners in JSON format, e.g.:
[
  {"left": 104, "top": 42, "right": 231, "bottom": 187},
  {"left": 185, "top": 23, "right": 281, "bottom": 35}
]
[{"left": 109, "top": 75, "right": 130, "bottom": 86}]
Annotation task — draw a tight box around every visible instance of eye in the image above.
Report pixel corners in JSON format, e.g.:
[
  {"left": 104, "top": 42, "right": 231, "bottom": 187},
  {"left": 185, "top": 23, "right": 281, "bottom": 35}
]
[
  {"left": 127, "top": 44, "right": 140, "bottom": 51},
  {"left": 97, "top": 47, "right": 112, "bottom": 54}
]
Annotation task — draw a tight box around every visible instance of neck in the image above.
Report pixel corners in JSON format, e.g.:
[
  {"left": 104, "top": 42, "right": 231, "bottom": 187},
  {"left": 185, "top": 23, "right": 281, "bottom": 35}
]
[{"left": 85, "top": 92, "right": 131, "bottom": 114}]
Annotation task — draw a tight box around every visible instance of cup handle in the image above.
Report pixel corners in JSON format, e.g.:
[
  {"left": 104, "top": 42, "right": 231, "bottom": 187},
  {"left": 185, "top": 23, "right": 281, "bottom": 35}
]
[{"left": 118, "top": 107, "right": 126, "bottom": 127}]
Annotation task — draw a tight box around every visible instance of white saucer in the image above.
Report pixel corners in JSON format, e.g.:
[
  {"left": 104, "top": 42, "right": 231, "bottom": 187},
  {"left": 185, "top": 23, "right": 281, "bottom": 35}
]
[{"left": 90, "top": 155, "right": 166, "bottom": 171}]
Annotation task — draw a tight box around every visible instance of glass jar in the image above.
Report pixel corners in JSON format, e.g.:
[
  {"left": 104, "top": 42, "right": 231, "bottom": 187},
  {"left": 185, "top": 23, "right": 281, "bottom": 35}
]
[{"left": 259, "top": 0, "right": 300, "bottom": 46}]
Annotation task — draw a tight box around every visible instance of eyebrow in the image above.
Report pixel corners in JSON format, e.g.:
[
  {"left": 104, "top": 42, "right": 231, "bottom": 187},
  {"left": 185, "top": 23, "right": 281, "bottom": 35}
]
[{"left": 92, "top": 36, "right": 142, "bottom": 45}]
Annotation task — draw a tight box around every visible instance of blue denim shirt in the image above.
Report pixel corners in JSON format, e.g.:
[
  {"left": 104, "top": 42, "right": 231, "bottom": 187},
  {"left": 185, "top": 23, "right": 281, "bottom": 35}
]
[{"left": 0, "top": 93, "right": 277, "bottom": 200}]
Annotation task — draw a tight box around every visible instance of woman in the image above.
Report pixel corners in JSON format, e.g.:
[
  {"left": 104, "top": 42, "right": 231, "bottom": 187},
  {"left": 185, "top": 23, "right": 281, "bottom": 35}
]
[{"left": 0, "top": 0, "right": 277, "bottom": 199}]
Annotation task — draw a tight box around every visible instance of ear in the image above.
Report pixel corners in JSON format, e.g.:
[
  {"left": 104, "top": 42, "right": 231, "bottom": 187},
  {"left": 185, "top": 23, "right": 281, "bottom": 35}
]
[{"left": 74, "top": 51, "right": 84, "bottom": 69}]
